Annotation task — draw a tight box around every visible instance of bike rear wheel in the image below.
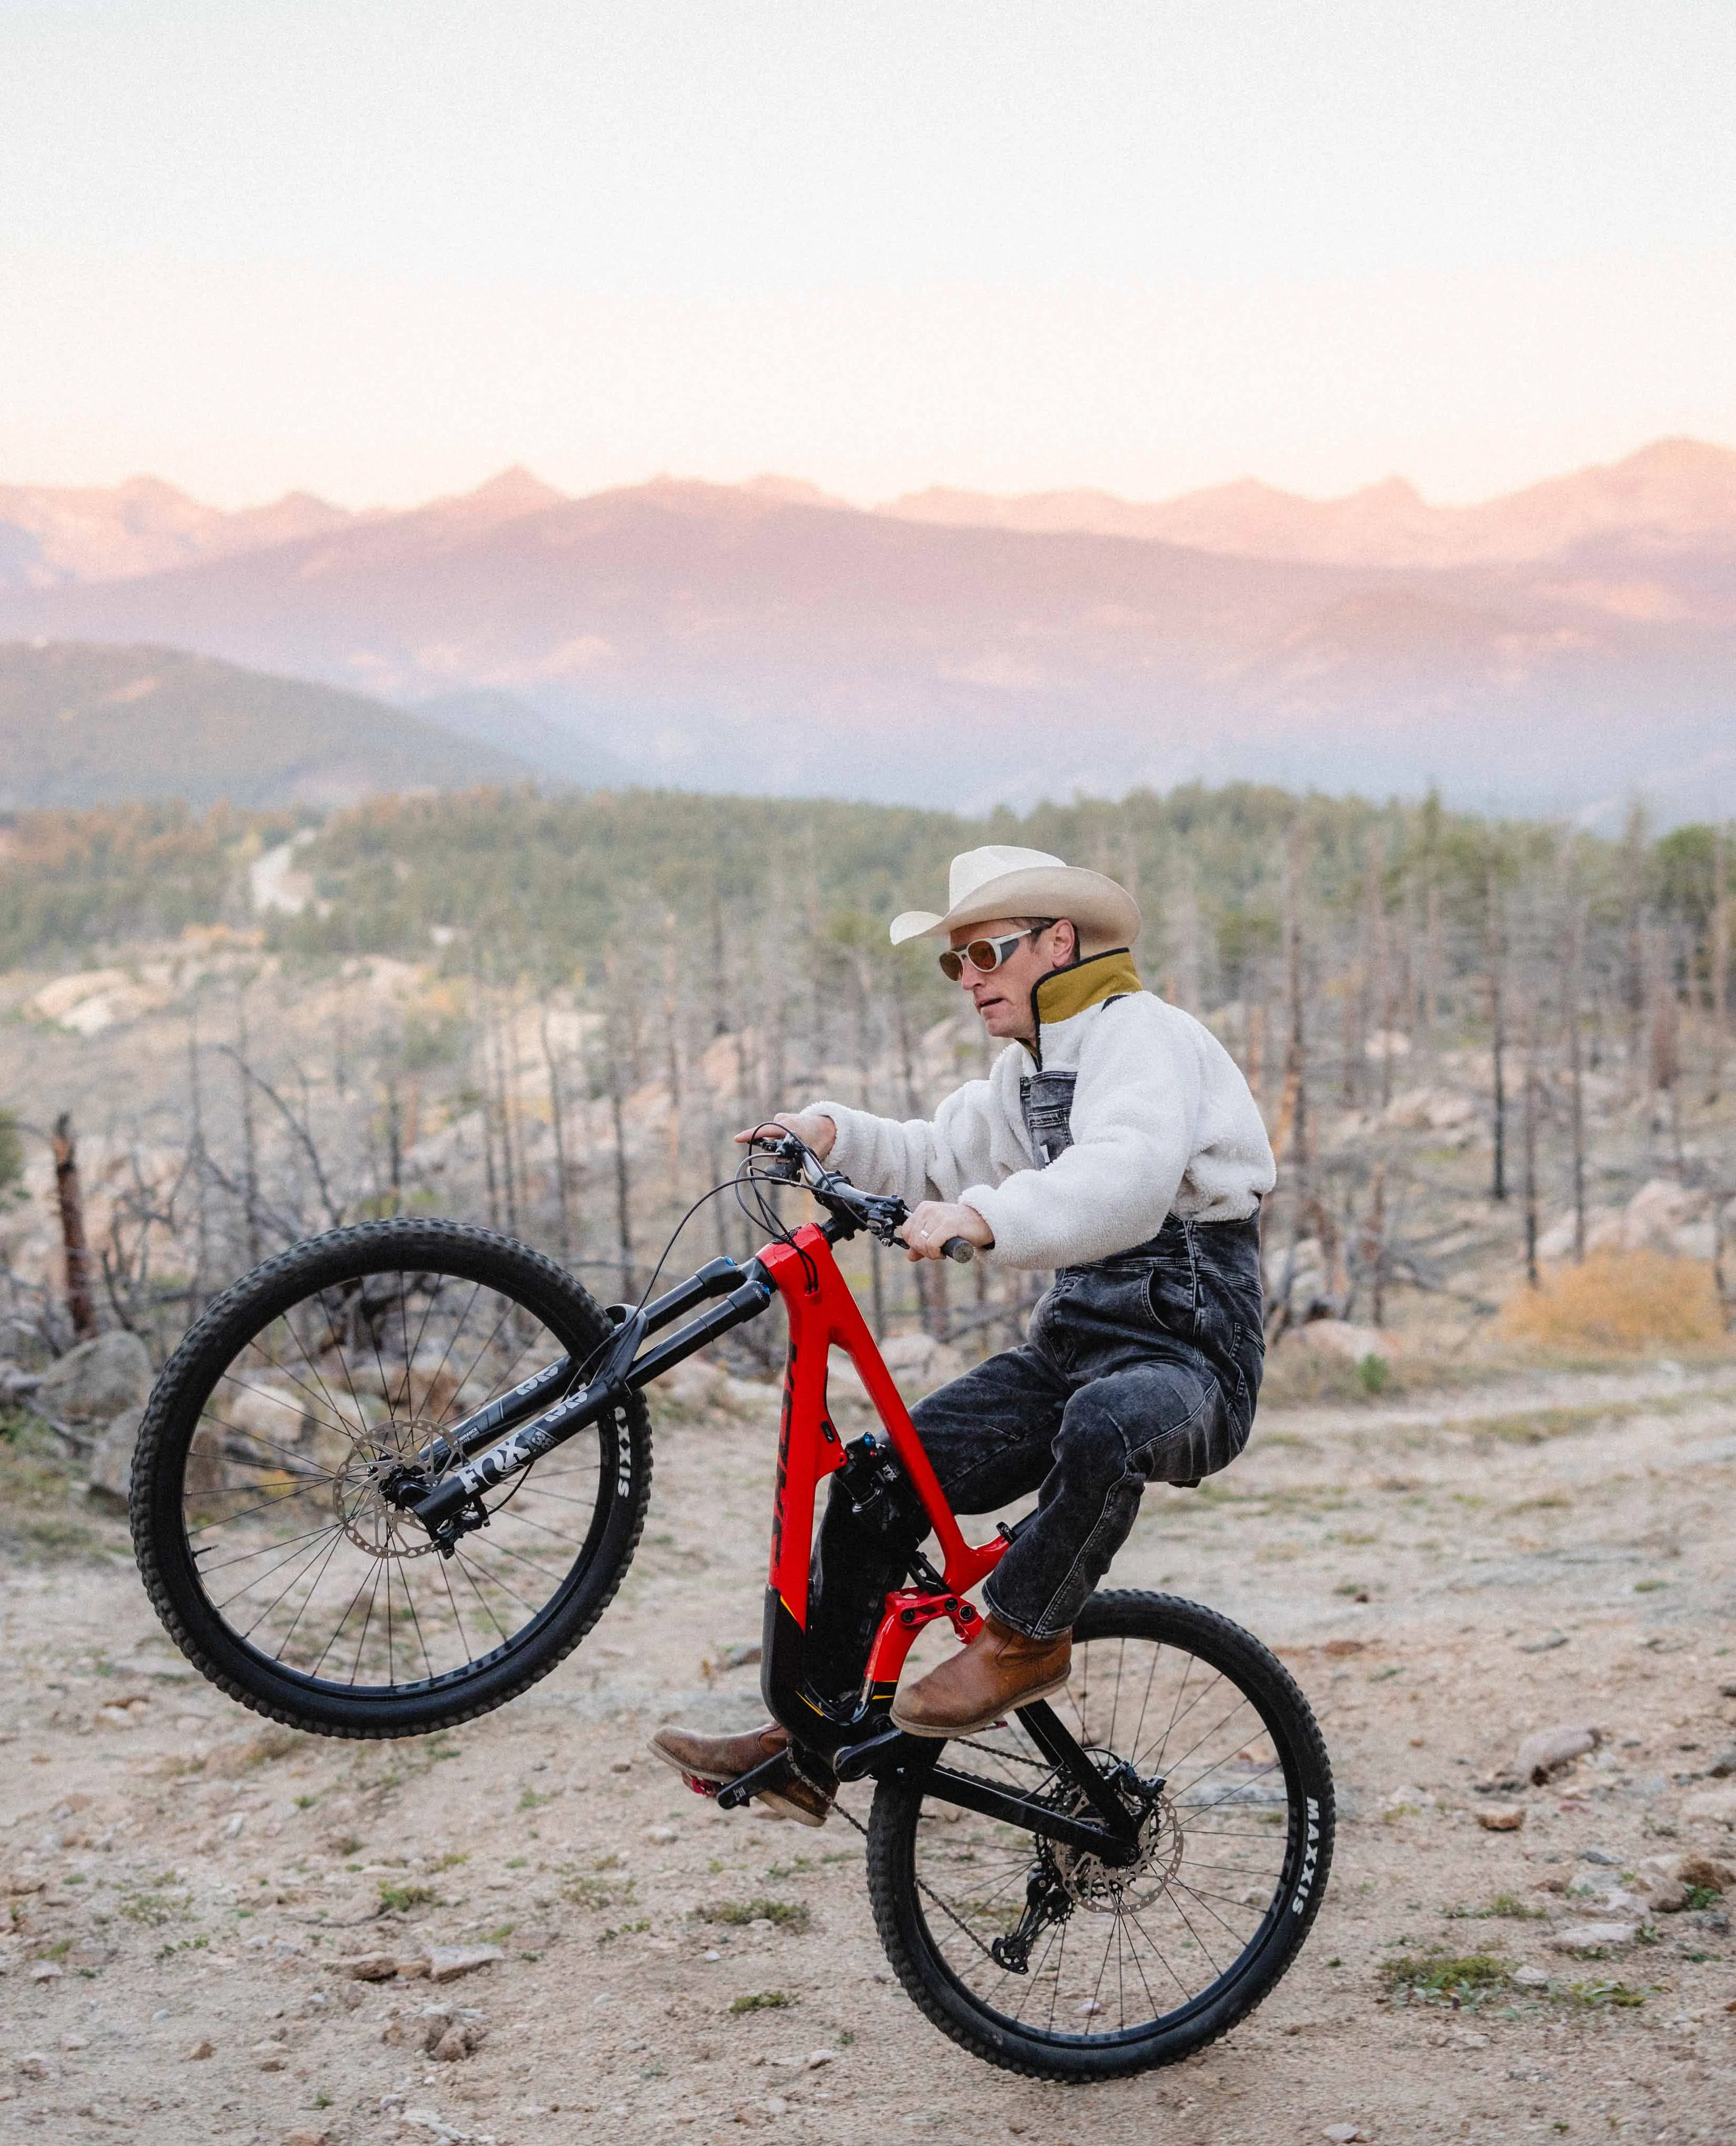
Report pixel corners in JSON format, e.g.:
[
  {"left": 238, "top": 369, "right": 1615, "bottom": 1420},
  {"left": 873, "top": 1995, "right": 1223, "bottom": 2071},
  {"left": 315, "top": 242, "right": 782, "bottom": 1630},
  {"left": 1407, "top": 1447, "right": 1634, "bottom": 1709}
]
[
  {"left": 865, "top": 1590, "right": 1333, "bottom": 2079},
  {"left": 131, "top": 1217, "right": 651, "bottom": 1738}
]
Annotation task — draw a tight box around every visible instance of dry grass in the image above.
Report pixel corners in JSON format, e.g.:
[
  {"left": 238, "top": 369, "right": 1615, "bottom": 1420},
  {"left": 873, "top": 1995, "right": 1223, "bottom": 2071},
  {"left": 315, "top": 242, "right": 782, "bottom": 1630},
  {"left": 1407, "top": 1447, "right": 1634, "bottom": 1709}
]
[{"left": 1497, "top": 1250, "right": 1729, "bottom": 1351}]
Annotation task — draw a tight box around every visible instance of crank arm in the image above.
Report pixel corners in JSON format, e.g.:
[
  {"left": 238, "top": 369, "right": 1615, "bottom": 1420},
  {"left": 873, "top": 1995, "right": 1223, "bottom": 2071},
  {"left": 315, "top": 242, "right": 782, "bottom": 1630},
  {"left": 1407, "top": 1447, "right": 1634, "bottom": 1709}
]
[
  {"left": 715, "top": 1749, "right": 794, "bottom": 1811},
  {"left": 833, "top": 1723, "right": 917, "bottom": 1781},
  {"left": 716, "top": 1743, "right": 837, "bottom": 1813}
]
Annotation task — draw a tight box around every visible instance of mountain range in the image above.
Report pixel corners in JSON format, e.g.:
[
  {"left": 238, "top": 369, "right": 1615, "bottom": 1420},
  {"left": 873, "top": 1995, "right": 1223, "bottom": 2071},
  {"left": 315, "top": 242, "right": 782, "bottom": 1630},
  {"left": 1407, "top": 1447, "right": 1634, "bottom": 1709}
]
[
  {"left": 881, "top": 437, "right": 1736, "bottom": 571},
  {"left": 0, "top": 643, "right": 540, "bottom": 811},
  {"left": 1, "top": 442, "right": 1732, "bottom": 821}
]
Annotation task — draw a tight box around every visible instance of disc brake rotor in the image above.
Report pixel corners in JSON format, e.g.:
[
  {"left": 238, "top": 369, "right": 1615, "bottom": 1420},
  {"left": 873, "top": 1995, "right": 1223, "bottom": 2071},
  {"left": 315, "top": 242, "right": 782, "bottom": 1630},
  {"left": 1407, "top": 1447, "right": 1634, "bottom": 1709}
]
[
  {"left": 332, "top": 1416, "right": 445, "bottom": 1560},
  {"left": 1049, "top": 1785, "right": 1184, "bottom": 1914}
]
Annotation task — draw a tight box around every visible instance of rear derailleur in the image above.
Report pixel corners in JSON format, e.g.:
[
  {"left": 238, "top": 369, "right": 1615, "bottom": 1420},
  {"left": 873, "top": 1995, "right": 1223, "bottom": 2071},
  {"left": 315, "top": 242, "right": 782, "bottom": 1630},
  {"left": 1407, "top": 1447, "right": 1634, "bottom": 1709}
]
[{"left": 991, "top": 1850, "right": 1073, "bottom": 1975}]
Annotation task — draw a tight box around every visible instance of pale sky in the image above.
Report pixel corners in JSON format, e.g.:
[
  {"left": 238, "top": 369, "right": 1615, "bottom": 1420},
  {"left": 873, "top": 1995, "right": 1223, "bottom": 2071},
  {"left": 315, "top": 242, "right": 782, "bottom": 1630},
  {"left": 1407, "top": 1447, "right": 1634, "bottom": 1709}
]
[{"left": 3, "top": 1, "right": 1733, "bottom": 510}]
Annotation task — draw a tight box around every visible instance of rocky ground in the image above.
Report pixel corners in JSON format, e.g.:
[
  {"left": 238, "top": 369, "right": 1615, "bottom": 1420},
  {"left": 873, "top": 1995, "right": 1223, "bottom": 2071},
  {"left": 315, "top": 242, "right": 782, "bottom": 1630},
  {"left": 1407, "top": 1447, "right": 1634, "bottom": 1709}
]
[{"left": 3, "top": 1352, "right": 1735, "bottom": 2146}]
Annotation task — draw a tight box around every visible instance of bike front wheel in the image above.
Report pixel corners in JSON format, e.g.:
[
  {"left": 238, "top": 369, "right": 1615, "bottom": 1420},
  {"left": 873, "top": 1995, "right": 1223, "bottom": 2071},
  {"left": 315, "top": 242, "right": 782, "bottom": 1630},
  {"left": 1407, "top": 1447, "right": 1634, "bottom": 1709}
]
[
  {"left": 131, "top": 1217, "right": 651, "bottom": 1738},
  {"left": 865, "top": 1590, "right": 1334, "bottom": 2079}
]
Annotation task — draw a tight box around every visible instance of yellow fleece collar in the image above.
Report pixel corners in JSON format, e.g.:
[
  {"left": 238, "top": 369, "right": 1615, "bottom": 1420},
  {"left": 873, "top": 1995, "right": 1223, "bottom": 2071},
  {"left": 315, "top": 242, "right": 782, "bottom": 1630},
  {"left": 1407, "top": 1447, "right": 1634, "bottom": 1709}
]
[{"left": 1030, "top": 948, "right": 1142, "bottom": 1034}]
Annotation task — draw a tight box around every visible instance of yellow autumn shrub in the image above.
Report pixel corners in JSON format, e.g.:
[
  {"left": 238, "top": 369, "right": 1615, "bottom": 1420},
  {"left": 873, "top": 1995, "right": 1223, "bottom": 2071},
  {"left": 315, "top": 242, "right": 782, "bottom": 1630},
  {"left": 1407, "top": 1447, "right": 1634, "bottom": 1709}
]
[{"left": 1499, "top": 1249, "right": 1727, "bottom": 1350}]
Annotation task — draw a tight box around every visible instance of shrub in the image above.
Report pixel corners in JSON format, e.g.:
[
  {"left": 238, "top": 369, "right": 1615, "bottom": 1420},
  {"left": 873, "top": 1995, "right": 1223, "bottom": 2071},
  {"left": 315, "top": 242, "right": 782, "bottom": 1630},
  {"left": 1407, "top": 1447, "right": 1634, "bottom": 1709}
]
[
  {"left": 562, "top": 1872, "right": 636, "bottom": 1911},
  {"left": 377, "top": 1881, "right": 440, "bottom": 1914},
  {"left": 1377, "top": 1951, "right": 1510, "bottom": 2001},
  {"left": 694, "top": 1897, "right": 812, "bottom": 1933},
  {"left": 1356, "top": 1352, "right": 1391, "bottom": 1396},
  {"left": 1498, "top": 1250, "right": 1725, "bottom": 1351}
]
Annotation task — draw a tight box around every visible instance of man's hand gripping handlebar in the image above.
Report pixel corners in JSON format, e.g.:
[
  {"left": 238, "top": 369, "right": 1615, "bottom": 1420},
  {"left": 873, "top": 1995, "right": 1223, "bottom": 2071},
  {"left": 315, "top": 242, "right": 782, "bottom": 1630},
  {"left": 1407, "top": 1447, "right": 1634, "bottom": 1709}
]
[{"left": 744, "top": 1130, "right": 981, "bottom": 1263}]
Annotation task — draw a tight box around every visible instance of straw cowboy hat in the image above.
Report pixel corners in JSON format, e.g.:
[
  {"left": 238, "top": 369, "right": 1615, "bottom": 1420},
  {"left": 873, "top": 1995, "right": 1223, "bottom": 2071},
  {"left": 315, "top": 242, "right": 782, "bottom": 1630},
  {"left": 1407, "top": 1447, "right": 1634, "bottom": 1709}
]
[{"left": 890, "top": 845, "right": 1143, "bottom": 958}]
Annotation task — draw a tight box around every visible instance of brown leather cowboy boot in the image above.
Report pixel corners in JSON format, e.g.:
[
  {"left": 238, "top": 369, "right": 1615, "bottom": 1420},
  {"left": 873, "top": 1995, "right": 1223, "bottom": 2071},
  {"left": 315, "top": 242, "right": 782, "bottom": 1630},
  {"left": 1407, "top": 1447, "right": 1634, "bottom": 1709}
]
[
  {"left": 646, "top": 1722, "right": 832, "bottom": 1826},
  {"left": 890, "top": 1616, "right": 1072, "bottom": 1737}
]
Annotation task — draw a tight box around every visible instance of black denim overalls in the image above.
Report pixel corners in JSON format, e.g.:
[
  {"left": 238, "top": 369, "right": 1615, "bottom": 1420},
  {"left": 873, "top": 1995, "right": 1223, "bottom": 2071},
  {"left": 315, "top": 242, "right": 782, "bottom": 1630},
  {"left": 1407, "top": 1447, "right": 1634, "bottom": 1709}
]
[{"left": 806, "top": 1041, "right": 1266, "bottom": 1697}]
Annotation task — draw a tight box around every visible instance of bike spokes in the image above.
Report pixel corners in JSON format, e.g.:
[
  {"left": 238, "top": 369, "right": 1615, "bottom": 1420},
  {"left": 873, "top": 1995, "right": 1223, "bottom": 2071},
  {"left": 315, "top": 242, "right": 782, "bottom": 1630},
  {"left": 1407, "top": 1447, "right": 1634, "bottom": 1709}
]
[
  {"left": 181, "top": 1268, "right": 605, "bottom": 1694},
  {"left": 907, "top": 1631, "right": 1294, "bottom": 2040}
]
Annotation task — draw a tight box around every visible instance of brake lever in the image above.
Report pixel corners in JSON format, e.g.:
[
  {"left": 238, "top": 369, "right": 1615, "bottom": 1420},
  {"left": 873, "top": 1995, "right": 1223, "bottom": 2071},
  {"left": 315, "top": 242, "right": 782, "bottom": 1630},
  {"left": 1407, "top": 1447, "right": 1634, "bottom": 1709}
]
[{"left": 747, "top": 1132, "right": 804, "bottom": 1184}]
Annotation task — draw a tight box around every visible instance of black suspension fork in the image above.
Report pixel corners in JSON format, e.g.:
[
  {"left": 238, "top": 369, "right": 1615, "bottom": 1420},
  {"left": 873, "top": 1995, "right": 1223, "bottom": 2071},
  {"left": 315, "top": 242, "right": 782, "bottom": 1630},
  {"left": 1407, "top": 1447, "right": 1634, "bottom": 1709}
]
[
  {"left": 391, "top": 1257, "right": 773, "bottom": 1543},
  {"left": 413, "top": 1256, "right": 744, "bottom": 1474}
]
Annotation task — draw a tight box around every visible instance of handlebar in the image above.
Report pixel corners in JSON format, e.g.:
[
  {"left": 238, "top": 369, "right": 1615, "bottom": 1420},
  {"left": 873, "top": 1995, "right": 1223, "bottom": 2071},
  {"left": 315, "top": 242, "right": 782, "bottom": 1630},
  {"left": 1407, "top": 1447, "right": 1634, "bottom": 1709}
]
[{"left": 750, "top": 1132, "right": 975, "bottom": 1263}]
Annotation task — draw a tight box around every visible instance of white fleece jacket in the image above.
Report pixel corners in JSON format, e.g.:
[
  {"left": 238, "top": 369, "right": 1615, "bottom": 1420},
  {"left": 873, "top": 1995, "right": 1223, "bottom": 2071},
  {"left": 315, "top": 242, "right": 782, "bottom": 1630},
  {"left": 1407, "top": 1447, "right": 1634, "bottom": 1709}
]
[{"left": 810, "top": 988, "right": 1276, "bottom": 1271}]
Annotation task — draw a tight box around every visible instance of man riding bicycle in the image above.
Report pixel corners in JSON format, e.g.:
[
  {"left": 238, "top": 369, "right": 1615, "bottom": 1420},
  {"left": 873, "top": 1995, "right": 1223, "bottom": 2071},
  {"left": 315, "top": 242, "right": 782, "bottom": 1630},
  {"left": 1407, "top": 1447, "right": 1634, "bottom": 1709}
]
[{"left": 653, "top": 844, "right": 1276, "bottom": 1824}]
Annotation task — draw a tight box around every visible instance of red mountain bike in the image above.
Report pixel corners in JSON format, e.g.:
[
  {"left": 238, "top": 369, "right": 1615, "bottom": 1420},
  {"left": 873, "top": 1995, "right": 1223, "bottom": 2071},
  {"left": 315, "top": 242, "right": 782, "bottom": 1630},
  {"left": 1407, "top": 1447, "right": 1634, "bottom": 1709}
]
[{"left": 130, "top": 1136, "right": 1333, "bottom": 2080}]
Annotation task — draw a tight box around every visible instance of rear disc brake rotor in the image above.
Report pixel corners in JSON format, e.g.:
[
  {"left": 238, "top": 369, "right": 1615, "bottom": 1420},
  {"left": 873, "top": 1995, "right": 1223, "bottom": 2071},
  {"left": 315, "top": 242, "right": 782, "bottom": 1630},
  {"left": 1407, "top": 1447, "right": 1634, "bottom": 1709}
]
[{"left": 1049, "top": 1786, "right": 1183, "bottom": 1913}]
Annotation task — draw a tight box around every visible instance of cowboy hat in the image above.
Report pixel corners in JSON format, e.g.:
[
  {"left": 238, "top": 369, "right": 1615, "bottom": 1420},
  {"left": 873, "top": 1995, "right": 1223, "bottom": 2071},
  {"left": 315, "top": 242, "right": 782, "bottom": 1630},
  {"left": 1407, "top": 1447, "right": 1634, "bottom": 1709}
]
[{"left": 890, "top": 845, "right": 1142, "bottom": 957}]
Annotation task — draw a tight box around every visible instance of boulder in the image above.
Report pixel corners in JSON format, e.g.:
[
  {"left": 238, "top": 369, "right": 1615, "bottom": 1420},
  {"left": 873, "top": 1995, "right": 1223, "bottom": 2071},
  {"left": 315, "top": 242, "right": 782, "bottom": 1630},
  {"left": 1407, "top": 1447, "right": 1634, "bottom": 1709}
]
[
  {"left": 654, "top": 1358, "right": 772, "bottom": 1419},
  {"left": 1550, "top": 1921, "right": 1637, "bottom": 1956},
  {"left": 1620, "top": 1178, "right": 1709, "bottom": 1256},
  {"left": 1537, "top": 1207, "right": 1619, "bottom": 1261},
  {"left": 1286, "top": 1320, "right": 1399, "bottom": 1365},
  {"left": 1382, "top": 1086, "right": 1477, "bottom": 1135},
  {"left": 876, "top": 1333, "right": 968, "bottom": 1396},
  {"left": 218, "top": 1379, "right": 312, "bottom": 1449},
  {"left": 37, "top": 1330, "right": 151, "bottom": 1425},
  {"left": 1515, "top": 1723, "right": 1601, "bottom": 1785},
  {"left": 87, "top": 1405, "right": 143, "bottom": 1507},
  {"left": 425, "top": 1943, "right": 503, "bottom": 1982}
]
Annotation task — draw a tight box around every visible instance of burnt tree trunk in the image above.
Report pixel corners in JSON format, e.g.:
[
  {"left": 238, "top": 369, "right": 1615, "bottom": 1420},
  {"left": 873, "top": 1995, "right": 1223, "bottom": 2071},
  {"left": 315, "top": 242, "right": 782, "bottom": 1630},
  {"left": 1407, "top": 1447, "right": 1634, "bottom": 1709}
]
[
  {"left": 52, "top": 1112, "right": 98, "bottom": 1342},
  {"left": 1487, "top": 863, "right": 1508, "bottom": 1202},
  {"left": 1710, "top": 826, "right": 1729, "bottom": 1104},
  {"left": 1521, "top": 1002, "right": 1541, "bottom": 1289},
  {"left": 607, "top": 1038, "right": 635, "bottom": 1299},
  {"left": 541, "top": 1009, "right": 573, "bottom": 1264},
  {"left": 1566, "top": 902, "right": 1588, "bottom": 1263}
]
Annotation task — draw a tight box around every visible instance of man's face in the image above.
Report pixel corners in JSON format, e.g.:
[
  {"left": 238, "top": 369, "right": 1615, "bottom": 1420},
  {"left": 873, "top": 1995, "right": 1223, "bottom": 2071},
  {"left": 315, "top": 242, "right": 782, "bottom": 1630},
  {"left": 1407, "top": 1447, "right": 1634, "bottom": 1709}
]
[{"left": 947, "top": 917, "right": 1075, "bottom": 1040}]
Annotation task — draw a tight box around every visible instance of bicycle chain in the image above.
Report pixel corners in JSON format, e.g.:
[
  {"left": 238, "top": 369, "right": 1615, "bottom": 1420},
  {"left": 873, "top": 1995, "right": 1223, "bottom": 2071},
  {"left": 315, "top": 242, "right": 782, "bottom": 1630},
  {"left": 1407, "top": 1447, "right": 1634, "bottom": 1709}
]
[{"left": 832, "top": 1792, "right": 1006, "bottom": 1967}]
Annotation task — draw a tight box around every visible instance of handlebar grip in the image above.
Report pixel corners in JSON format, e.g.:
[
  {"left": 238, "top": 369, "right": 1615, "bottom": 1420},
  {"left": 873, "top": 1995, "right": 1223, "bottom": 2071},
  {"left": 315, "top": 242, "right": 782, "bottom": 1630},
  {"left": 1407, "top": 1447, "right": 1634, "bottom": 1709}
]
[{"left": 941, "top": 1237, "right": 975, "bottom": 1263}]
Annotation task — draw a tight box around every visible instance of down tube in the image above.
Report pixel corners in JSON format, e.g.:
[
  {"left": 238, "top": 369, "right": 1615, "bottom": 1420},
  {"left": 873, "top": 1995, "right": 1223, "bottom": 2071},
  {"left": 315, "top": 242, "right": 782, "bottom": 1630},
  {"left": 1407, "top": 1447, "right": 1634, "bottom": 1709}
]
[{"left": 757, "top": 1237, "right": 849, "bottom": 1736}]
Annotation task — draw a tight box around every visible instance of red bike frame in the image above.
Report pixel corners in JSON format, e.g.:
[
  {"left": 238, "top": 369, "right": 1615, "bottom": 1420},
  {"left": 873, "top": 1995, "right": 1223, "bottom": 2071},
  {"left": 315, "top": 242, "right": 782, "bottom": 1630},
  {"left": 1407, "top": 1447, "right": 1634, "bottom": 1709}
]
[
  {"left": 757, "top": 1225, "right": 1006, "bottom": 1749},
  {"left": 404, "top": 1171, "right": 1154, "bottom": 1859}
]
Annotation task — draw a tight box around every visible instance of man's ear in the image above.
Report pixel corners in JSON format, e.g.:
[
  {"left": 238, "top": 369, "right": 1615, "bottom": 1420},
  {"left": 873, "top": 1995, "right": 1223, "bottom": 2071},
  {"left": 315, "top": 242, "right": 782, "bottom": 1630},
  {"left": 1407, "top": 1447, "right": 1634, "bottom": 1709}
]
[{"left": 1052, "top": 919, "right": 1077, "bottom": 967}]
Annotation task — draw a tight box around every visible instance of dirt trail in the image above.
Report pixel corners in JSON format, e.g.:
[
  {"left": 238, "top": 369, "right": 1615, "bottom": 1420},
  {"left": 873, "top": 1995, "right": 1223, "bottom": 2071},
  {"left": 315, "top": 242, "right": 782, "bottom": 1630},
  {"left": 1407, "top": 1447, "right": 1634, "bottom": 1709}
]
[{"left": 3, "top": 1360, "right": 1734, "bottom": 2146}]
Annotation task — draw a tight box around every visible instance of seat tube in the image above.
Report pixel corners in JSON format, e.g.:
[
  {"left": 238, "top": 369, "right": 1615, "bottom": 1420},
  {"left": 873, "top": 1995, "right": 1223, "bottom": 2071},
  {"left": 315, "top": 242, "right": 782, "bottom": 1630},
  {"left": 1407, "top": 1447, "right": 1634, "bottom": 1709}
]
[{"left": 755, "top": 1224, "right": 1006, "bottom": 1740}]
